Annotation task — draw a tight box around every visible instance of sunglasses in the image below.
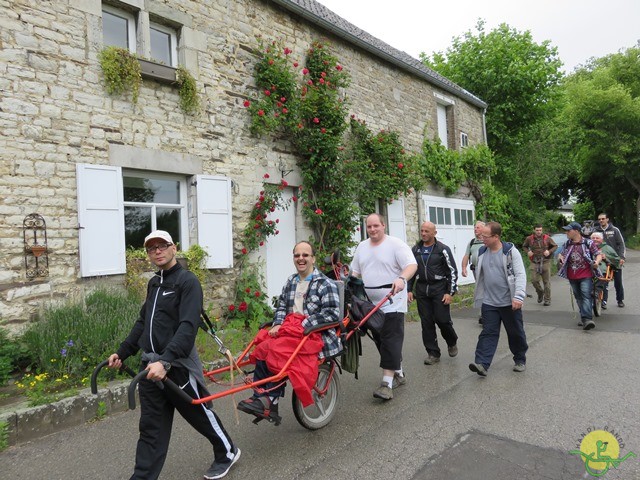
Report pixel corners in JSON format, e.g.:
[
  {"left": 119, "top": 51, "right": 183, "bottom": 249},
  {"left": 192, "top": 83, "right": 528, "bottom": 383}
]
[{"left": 293, "top": 253, "right": 313, "bottom": 258}]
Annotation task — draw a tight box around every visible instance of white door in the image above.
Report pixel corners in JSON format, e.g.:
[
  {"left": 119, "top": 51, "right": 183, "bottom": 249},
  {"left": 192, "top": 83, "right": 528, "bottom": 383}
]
[
  {"left": 422, "top": 195, "right": 475, "bottom": 285},
  {"left": 264, "top": 188, "right": 296, "bottom": 301},
  {"left": 387, "top": 199, "right": 407, "bottom": 243}
]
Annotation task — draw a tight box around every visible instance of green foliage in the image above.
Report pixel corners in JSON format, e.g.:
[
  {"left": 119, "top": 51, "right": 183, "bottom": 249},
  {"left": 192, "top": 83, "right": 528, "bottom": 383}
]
[
  {"left": 222, "top": 261, "right": 272, "bottom": 331},
  {"left": 98, "top": 46, "right": 142, "bottom": 103},
  {"left": 95, "top": 401, "right": 107, "bottom": 421},
  {"left": 626, "top": 233, "right": 640, "bottom": 250},
  {"left": 245, "top": 38, "right": 418, "bottom": 258},
  {"left": 240, "top": 177, "right": 292, "bottom": 253},
  {"left": 176, "top": 66, "right": 200, "bottom": 114},
  {"left": 125, "top": 247, "right": 152, "bottom": 300},
  {"left": 178, "top": 244, "right": 209, "bottom": 286},
  {"left": 573, "top": 201, "right": 596, "bottom": 223},
  {"left": 422, "top": 20, "right": 563, "bottom": 156},
  {"left": 22, "top": 289, "right": 141, "bottom": 381},
  {"left": 0, "top": 421, "right": 8, "bottom": 452},
  {"left": 562, "top": 46, "right": 640, "bottom": 234},
  {"left": 418, "top": 136, "right": 465, "bottom": 194},
  {"left": 0, "top": 329, "right": 30, "bottom": 387}
]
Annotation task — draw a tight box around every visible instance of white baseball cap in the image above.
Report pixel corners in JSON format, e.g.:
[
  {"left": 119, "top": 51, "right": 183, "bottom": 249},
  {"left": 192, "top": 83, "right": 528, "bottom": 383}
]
[{"left": 144, "top": 230, "right": 174, "bottom": 247}]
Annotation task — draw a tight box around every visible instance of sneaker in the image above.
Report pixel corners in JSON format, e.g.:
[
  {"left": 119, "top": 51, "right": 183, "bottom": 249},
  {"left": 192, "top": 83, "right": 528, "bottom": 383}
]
[
  {"left": 237, "top": 396, "right": 280, "bottom": 424},
  {"left": 602, "top": 301, "right": 607, "bottom": 310},
  {"left": 583, "top": 320, "right": 596, "bottom": 331},
  {"left": 537, "top": 292, "right": 543, "bottom": 303},
  {"left": 424, "top": 355, "right": 441, "bottom": 365},
  {"left": 373, "top": 382, "right": 393, "bottom": 400},
  {"left": 577, "top": 321, "right": 584, "bottom": 327},
  {"left": 204, "top": 447, "right": 241, "bottom": 479},
  {"left": 448, "top": 344, "right": 458, "bottom": 357},
  {"left": 543, "top": 301, "right": 550, "bottom": 306},
  {"left": 618, "top": 301, "right": 625, "bottom": 308},
  {"left": 513, "top": 363, "right": 526, "bottom": 372},
  {"left": 392, "top": 372, "right": 406, "bottom": 388},
  {"left": 469, "top": 363, "right": 487, "bottom": 377}
]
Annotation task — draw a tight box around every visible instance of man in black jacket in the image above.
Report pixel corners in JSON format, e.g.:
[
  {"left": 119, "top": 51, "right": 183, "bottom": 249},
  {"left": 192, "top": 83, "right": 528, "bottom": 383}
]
[
  {"left": 594, "top": 213, "right": 626, "bottom": 308},
  {"left": 107, "top": 230, "right": 240, "bottom": 480},
  {"left": 408, "top": 221, "right": 459, "bottom": 365}
]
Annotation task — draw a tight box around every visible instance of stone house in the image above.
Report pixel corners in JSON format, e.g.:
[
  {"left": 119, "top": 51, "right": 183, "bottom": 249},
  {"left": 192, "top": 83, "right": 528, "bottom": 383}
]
[{"left": 0, "top": 0, "right": 487, "bottom": 328}]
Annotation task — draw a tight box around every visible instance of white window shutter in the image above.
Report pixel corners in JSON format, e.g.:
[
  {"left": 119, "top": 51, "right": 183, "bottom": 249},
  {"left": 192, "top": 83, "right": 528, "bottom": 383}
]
[
  {"left": 196, "top": 175, "right": 233, "bottom": 269},
  {"left": 76, "top": 164, "right": 126, "bottom": 277},
  {"left": 387, "top": 199, "right": 407, "bottom": 243}
]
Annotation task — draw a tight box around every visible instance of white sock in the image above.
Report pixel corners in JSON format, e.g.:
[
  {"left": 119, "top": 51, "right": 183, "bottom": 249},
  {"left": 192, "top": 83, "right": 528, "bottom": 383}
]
[
  {"left": 270, "top": 396, "right": 279, "bottom": 405},
  {"left": 382, "top": 375, "right": 394, "bottom": 388},
  {"left": 395, "top": 368, "right": 403, "bottom": 377}
]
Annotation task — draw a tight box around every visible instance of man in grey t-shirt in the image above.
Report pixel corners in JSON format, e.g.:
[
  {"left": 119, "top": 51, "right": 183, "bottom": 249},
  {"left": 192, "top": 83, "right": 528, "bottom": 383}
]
[{"left": 468, "top": 222, "right": 528, "bottom": 377}]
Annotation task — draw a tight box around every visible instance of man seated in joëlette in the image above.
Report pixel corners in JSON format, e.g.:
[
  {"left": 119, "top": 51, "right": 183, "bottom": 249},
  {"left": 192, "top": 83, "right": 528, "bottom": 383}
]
[{"left": 236, "top": 241, "right": 341, "bottom": 423}]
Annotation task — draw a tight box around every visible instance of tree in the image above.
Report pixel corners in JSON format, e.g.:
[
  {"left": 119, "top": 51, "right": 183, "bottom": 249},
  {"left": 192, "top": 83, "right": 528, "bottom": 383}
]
[
  {"left": 421, "top": 20, "right": 565, "bottom": 240},
  {"left": 563, "top": 46, "right": 640, "bottom": 233},
  {"left": 421, "top": 20, "right": 563, "bottom": 157}
]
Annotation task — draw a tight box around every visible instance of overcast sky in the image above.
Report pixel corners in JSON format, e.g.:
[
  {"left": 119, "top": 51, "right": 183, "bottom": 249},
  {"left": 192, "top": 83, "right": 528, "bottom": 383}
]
[{"left": 314, "top": 0, "right": 640, "bottom": 72}]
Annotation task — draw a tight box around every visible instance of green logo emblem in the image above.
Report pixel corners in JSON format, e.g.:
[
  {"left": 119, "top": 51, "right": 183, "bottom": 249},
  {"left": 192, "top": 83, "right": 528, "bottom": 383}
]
[{"left": 569, "top": 428, "right": 636, "bottom": 477}]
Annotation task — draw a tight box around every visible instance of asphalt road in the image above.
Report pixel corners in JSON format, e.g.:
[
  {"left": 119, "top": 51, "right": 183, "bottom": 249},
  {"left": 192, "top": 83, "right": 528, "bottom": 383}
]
[{"left": 2, "top": 250, "right": 639, "bottom": 480}]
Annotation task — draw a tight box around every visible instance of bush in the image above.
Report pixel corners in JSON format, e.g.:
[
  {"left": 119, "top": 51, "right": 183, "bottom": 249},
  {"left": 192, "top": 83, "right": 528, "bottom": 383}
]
[
  {"left": 22, "top": 289, "right": 141, "bottom": 380},
  {"left": 0, "top": 329, "right": 30, "bottom": 386}
]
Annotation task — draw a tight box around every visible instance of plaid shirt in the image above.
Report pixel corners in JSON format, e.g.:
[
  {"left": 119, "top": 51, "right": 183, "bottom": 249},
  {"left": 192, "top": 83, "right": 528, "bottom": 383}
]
[{"left": 273, "top": 268, "right": 341, "bottom": 358}]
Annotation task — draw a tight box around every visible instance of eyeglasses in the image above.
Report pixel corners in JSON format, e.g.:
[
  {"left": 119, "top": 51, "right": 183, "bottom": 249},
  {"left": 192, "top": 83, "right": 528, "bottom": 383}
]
[
  {"left": 146, "top": 243, "right": 172, "bottom": 253},
  {"left": 293, "top": 253, "right": 313, "bottom": 258},
  {"left": 481, "top": 234, "right": 496, "bottom": 239}
]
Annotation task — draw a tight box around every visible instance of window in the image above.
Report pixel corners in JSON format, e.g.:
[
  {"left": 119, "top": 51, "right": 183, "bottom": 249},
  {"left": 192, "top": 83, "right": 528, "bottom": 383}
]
[
  {"left": 149, "top": 22, "right": 178, "bottom": 67},
  {"left": 102, "top": 5, "right": 136, "bottom": 53},
  {"left": 460, "top": 132, "right": 469, "bottom": 148},
  {"left": 429, "top": 206, "right": 452, "bottom": 225},
  {"left": 454, "top": 208, "right": 474, "bottom": 226},
  {"left": 77, "top": 164, "right": 233, "bottom": 276},
  {"left": 123, "top": 172, "right": 187, "bottom": 248}
]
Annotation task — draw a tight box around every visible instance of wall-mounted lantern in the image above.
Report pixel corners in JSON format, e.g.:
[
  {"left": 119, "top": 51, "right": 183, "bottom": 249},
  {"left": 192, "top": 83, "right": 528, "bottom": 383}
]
[{"left": 23, "top": 213, "right": 49, "bottom": 279}]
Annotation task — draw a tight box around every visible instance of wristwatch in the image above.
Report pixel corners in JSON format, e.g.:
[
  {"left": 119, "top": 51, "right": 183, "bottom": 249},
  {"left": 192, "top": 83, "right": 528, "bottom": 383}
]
[
  {"left": 398, "top": 276, "right": 407, "bottom": 286},
  {"left": 159, "top": 360, "right": 171, "bottom": 372}
]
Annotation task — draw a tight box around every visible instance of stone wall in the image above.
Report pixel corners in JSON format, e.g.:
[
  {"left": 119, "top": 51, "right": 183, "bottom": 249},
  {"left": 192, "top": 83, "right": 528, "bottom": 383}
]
[{"left": 0, "top": 0, "right": 485, "bottom": 327}]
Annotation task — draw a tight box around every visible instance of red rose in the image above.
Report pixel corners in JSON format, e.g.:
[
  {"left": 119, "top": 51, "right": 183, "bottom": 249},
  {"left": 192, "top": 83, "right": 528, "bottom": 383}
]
[
  {"left": 292, "top": 196, "right": 298, "bottom": 202},
  {"left": 313, "top": 117, "right": 320, "bottom": 123},
  {"left": 241, "top": 248, "right": 248, "bottom": 255},
  {"left": 283, "top": 47, "right": 292, "bottom": 55},
  {"left": 319, "top": 78, "right": 325, "bottom": 84},
  {"left": 276, "top": 218, "right": 280, "bottom": 223},
  {"left": 259, "top": 241, "right": 264, "bottom": 246},
  {"left": 293, "top": 62, "right": 299, "bottom": 67},
  {"left": 263, "top": 173, "right": 270, "bottom": 179},
  {"left": 282, "top": 108, "right": 288, "bottom": 114},
  {"left": 315, "top": 209, "right": 323, "bottom": 215},
  {"left": 302, "top": 68, "right": 309, "bottom": 75},
  {"left": 275, "top": 230, "right": 279, "bottom": 235},
  {"left": 264, "top": 89, "right": 271, "bottom": 96},
  {"left": 321, "top": 127, "right": 326, "bottom": 133},
  {"left": 281, "top": 179, "right": 288, "bottom": 187},
  {"left": 243, "top": 100, "right": 250, "bottom": 107},
  {"left": 320, "top": 72, "right": 326, "bottom": 78},
  {"left": 259, "top": 196, "right": 265, "bottom": 201},
  {"left": 307, "top": 80, "right": 313, "bottom": 86},
  {"left": 268, "top": 59, "right": 274, "bottom": 65},
  {"left": 336, "top": 65, "right": 343, "bottom": 71},
  {"left": 398, "top": 163, "right": 404, "bottom": 169},
  {"left": 245, "top": 287, "right": 251, "bottom": 293},
  {"left": 280, "top": 97, "right": 286, "bottom": 102},
  {"left": 228, "top": 304, "right": 236, "bottom": 311},
  {"left": 258, "top": 110, "right": 264, "bottom": 116},
  {"left": 271, "top": 85, "right": 276, "bottom": 91},
  {"left": 239, "top": 302, "right": 248, "bottom": 312},
  {"left": 255, "top": 291, "right": 261, "bottom": 297}
]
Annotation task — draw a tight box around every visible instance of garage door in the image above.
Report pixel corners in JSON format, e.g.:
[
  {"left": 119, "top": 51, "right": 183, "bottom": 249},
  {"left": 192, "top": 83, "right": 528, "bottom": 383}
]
[{"left": 422, "top": 195, "right": 475, "bottom": 286}]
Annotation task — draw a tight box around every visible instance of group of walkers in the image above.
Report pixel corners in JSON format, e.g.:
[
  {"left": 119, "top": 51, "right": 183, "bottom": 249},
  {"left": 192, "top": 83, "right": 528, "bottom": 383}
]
[{"left": 103, "top": 211, "right": 626, "bottom": 479}]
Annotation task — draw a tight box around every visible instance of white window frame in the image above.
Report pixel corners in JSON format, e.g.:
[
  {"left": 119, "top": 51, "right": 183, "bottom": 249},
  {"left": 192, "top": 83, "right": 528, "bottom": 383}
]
[
  {"left": 149, "top": 22, "right": 178, "bottom": 67},
  {"left": 122, "top": 170, "right": 189, "bottom": 249},
  {"left": 77, "top": 164, "right": 233, "bottom": 276},
  {"left": 460, "top": 132, "right": 469, "bottom": 148},
  {"left": 102, "top": 4, "right": 137, "bottom": 54},
  {"left": 387, "top": 199, "right": 407, "bottom": 243}
]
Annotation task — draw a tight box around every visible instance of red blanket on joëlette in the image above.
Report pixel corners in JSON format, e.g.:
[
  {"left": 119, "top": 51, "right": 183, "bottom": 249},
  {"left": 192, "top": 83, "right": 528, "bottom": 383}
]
[{"left": 249, "top": 313, "right": 324, "bottom": 407}]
